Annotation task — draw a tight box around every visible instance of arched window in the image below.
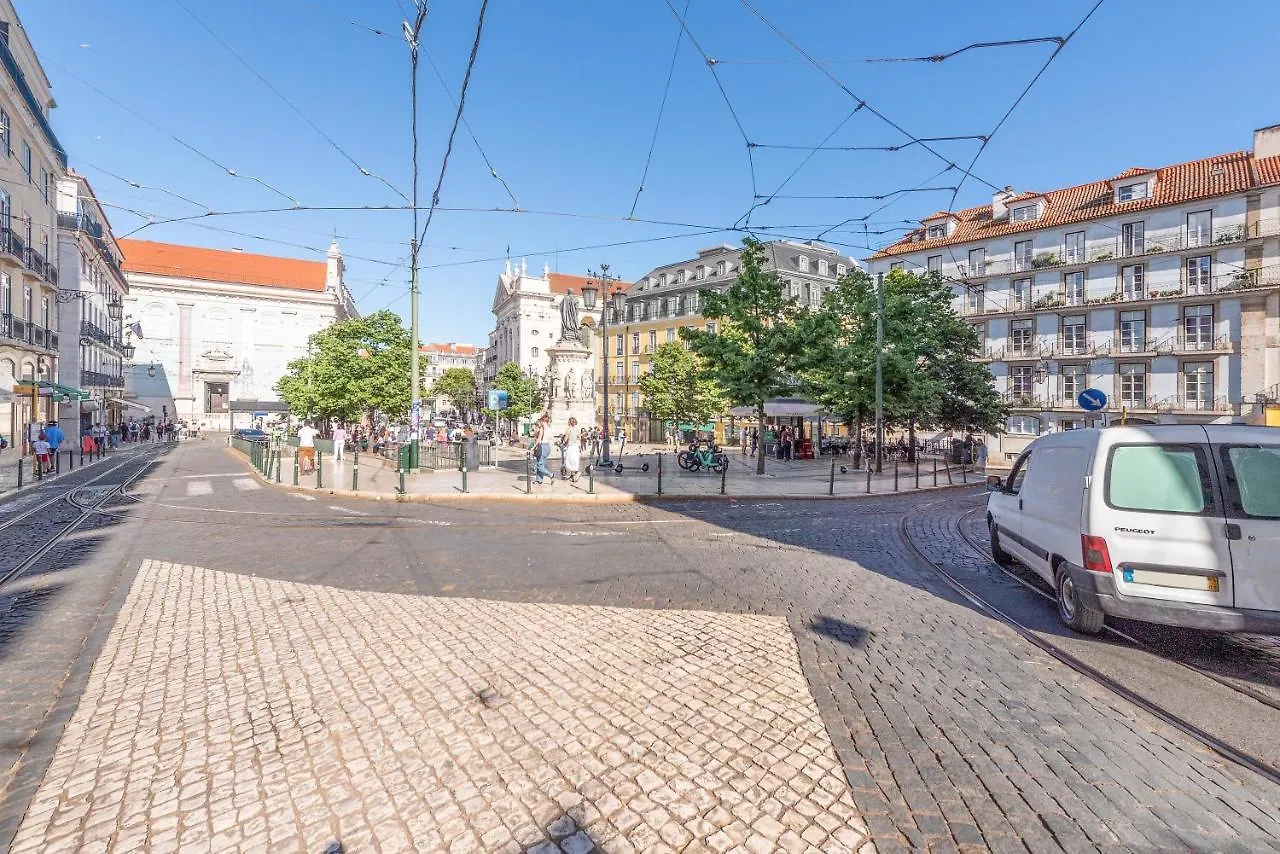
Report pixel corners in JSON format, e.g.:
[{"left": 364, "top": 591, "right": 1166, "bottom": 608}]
[
  {"left": 531, "top": 346, "right": 540, "bottom": 358},
  {"left": 204, "top": 308, "right": 231, "bottom": 343},
  {"left": 143, "top": 303, "right": 173, "bottom": 340},
  {"left": 257, "top": 312, "right": 282, "bottom": 346}
]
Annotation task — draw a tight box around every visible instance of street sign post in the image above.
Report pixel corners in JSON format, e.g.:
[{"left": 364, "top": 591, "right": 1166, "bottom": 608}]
[
  {"left": 1078, "top": 389, "right": 1108, "bottom": 412},
  {"left": 486, "top": 389, "right": 509, "bottom": 410}
]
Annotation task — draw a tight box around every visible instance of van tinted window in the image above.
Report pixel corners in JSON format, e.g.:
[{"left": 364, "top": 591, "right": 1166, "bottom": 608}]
[
  {"left": 1221, "top": 446, "right": 1280, "bottom": 518},
  {"left": 1106, "top": 444, "right": 1211, "bottom": 514}
]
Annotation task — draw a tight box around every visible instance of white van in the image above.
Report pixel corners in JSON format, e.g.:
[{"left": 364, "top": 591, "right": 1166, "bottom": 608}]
[{"left": 986, "top": 425, "right": 1280, "bottom": 635}]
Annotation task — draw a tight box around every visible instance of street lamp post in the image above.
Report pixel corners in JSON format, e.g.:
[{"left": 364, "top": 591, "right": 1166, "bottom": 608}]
[
  {"left": 581, "top": 265, "right": 624, "bottom": 467},
  {"left": 875, "top": 271, "right": 885, "bottom": 474},
  {"left": 404, "top": 2, "right": 429, "bottom": 469}
]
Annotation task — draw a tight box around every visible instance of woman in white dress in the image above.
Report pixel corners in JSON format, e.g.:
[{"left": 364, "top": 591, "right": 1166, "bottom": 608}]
[{"left": 562, "top": 417, "right": 582, "bottom": 483}]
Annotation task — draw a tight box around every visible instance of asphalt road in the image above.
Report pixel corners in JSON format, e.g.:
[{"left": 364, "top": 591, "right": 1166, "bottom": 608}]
[{"left": 2, "top": 438, "right": 1279, "bottom": 852}]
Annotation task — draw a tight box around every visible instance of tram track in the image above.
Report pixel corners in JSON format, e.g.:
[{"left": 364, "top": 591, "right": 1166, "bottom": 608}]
[
  {"left": 0, "top": 447, "right": 168, "bottom": 589},
  {"left": 899, "top": 497, "right": 1280, "bottom": 789}
]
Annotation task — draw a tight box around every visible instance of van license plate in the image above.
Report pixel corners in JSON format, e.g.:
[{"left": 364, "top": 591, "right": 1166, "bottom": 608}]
[{"left": 1123, "top": 568, "right": 1218, "bottom": 591}]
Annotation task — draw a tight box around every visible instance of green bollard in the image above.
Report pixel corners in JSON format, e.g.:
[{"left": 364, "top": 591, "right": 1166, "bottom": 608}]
[
  {"left": 525, "top": 454, "right": 532, "bottom": 494},
  {"left": 721, "top": 459, "right": 728, "bottom": 495},
  {"left": 933, "top": 457, "right": 938, "bottom": 487},
  {"left": 398, "top": 467, "right": 406, "bottom": 495},
  {"left": 275, "top": 450, "right": 283, "bottom": 483},
  {"left": 588, "top": 465, "right": 594, "bottom": 495},
  {"left": 352, "top": 450, "right": 359, "bottom": 491},
  {"left": 915, "top": 459, "right": 920, "bottom": 490},
  {"left": 894, "top": 461, "right": 899, "bottom": 492},
  {"left": 316, "top": 451, "right": 323, "bottom": 488},
  {"left": 461, "top": 465, "right": 468, "bottom": 494},
  {"left": 293, "top": 451, "right": 299, "bottom": 487},
  {"left": 829, "top": 454, "right": 836, "bottom": 496}
]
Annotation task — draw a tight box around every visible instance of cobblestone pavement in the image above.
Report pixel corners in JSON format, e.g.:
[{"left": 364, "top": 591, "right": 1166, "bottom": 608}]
[
  {"left": 4, "top": 440, "right": 1280, "bottom": 852},
  {"left": 11, "top": 561, "right": 870, "bottom": 854}
]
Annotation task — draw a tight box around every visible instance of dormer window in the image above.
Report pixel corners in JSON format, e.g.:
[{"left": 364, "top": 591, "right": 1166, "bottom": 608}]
[
  {"left": 695, "top": 265, "right": 705, "bottom": 280},
  {"left": 716, "top": 260, "right": 726, "bottom": 276},
  {"left": 677, "top": 269, "right": 686, "bottom": 284},
  {"left": 817, "top": 259, "right": 828, "bottom": 275},
  {"left": 658, "top": 273, "right": 667, "bottom": 287},
  {"left": 798, "top": 255, "right": 810, "bottom": 272},
  {"left": 925, "top": 223, "right": 946, "bottom": 239},
  {"left": 1010, "top": 204, "right": 1038, "bottom": 223},
  {"left": 836, "top": 263, "right": 847, "bottom": 277},
  {"left": 1116, "top": 182, "right": 1149, "bottom": 202}
]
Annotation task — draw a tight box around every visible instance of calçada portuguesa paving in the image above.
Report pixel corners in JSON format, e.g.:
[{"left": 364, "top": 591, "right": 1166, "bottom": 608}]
[{"left": 1, "top": 437, "right": 1278, "bottom": 852}]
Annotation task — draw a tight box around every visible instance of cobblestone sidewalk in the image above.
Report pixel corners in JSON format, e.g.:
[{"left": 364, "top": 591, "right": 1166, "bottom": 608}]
[{"left": 11, "top": 561, "right": 871, "bottom": 853}]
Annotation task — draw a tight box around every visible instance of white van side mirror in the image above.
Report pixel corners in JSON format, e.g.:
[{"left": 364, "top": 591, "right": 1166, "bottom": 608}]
[{"left": 985, "top": 474, "right": 1004, "bottom": 492}]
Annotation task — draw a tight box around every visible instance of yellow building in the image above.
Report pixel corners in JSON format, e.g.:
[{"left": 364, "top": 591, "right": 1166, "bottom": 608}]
[{"left": 597, "top": 240, "right": 856, "bottom": 442}]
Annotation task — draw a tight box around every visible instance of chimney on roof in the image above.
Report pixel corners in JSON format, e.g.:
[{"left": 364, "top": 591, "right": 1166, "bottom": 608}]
[
  {"left": 991, "top": 185, "right": 1016, "bottom": 220},
  {"left": 1254, "top": 124, "right": 1280, "bottom": 159}
]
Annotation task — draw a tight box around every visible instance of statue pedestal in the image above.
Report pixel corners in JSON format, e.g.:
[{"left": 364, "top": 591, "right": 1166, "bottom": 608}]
[{"left": 545, "top": 340, "right": 596, "bottom": 444}]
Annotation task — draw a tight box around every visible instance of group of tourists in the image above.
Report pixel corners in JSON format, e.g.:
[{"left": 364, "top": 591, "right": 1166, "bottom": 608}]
[{"left": 527, "top": 415, "right": 620, "bottom": 485}]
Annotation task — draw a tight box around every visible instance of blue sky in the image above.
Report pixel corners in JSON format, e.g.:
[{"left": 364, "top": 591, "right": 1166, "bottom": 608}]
[{"left": 19, "top": 0, "right": 1280, "bottom": 345}]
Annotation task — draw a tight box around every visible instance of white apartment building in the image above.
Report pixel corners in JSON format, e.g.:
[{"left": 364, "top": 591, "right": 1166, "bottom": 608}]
[
  {"left": 421, "top": 341, "right": 478, "bottom": 416},
  {"left": 0, "top": 1, "right": 65, "bottom": 448},
  {"left": 484, "top": 259, "right": 605, "bottom": 388},
  {"left": 118, "top": 239, "right": 357, "bottom": 431},
  {"left": 867, "top": 126, "right": 1280, "bottom": 463},
  {"left": 55, "top": 172, "right": 129, "bottom": 438}
]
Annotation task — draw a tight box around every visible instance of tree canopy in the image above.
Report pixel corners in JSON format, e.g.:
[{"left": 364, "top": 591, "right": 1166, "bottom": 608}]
[
  {"left": 488, "top": 361, "right": 543, "bottom": 424},
  {"left": 275, "top": 310, "right": 421, "bottom": 423},
  {"left": 429, "top": 368, "right": 477, "bottom": 414},
  {"left": 681, "top": 237, "right": 802, "bottom": 474},
  {"left": 637, "top": 342, "right": 728, "bottom": 434},
  {"left": 796, "top": 268, "right": 1005, "bottom": 457}
]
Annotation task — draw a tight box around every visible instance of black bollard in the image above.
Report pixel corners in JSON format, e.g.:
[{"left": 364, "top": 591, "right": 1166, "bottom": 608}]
[
  {"left": 865, "top": 466, "right": 871, "bottom": 494},
  {"left": 933, "top": 457, "right": 938, "bottom": 487},
  {"left": 351, "top": 450, "right": 359, "bottom": 491},
  {"left": 894, "top": 461, "right": 899, "bottom": 492},
  {"left": 293, "top": 451, "right": 299, "bottom": 487},
  {"left": 721, "top": 460, "right": 728, "bottom": 495},
  {"left": 915, "top": 459, "right": 920, "bottom": 490},
  {"left": 17, "top": 457, "right": 22, "bottom": 487},
  {"left": 657, "top": 453, "right": 663, "bottom": 496},
  {"left": 316, "top": 451, "right": 323, "bottom": 488},
  {"left": 829, "top": 455, "right": 836, "bottom": 496},
  {"left": 525, "top": 454, "right": 532, "bottom": 494}
]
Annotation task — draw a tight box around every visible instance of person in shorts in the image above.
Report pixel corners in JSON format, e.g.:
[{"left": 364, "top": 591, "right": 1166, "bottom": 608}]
[{"left": 33, "top": 431, "right": 51, "bottom": 476}]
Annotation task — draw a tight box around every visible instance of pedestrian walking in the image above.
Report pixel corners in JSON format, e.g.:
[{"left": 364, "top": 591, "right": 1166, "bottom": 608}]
[
  {"left": 94, "top": 422, "right": 108, "bottom": 450},
  {"left": 749, "top": 427, "right": 759, "bottom": 457},
  {"left": 531, "top": 413, "right": 554, "bottom": 484},
  {"left": 562, "top": 417, "right": 581, "bottom": 484},
  {"left": 462, "top": 425, "right": 480, "bottom": 472},
  {"left": 974, "top": 437, "right": 988, "bottom": 472},
  {"left": 332, "top": 424, "right": 348, "bottom": 462},
  {"left": 297, "top": 422, "right": 318, "bottom": 473},
  {"left": 33, "top": 431, "right": 51, "bottom": 476},
  {"left": 44, "top": 421, "right": 64, "bottom": 456}
]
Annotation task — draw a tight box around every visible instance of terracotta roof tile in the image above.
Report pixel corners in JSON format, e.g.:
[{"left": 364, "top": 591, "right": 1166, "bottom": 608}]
[
  {"left": 119, "top": 239, "right": 327, "bottom": 291},
  {"left": 421, "top": 342, "right": 478, "bottom": 356},
  {"left": 546, "top": 272, "right": 625, "bottom": 297},
  {"left": 874, "top": 149, "right": 1276, "bottom": 259},
  {"left": 1109, "top": 167, "right": 1154, "bottom": 181}
]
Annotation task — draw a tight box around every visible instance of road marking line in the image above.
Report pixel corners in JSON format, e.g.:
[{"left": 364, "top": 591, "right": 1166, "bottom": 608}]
[
  {"left": 186, "top": 481, "right": 213, "bottom": 496},
  {"left": 533, "top": 530, "right": 625, "bottom": 537},
  {"left": 289, "top": 493, "right": 316, "bottom": 501},
  {"left": 232, "top": 479, "right": 261, "bottom": 491},
  {"left": 179, "top": 473, "right": 244, "bottom": 479},
  {"left": 329, "top": 505, "right": 369, "bottom": 516}
]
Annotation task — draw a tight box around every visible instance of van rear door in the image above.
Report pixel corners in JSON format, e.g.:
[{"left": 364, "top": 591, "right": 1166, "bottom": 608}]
[
  {"left": 1211, "top": 433, "right": 1280, "bottom": 612},
  {"left": 1098, "top": 428, "right": 1234, "bottom": 608}
]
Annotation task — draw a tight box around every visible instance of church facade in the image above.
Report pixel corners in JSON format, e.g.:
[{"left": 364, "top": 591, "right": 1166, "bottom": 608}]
[{"left": 118, "top": 239, "right": 357, "bottom": 430}]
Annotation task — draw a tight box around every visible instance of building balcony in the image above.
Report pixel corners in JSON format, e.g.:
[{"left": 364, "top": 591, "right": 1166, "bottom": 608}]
[
  {"left": 1155, "top": 333, "right": 1234, "bottom": 355},
  {"left": 80, "top": 320, "right": 116, "bottom": 347},
  {"left": 0, "top": 228, "right": 24, "bottom": 262},
  {"left": 81, "top": 370, "right": 125, "bottom": 389},
  {"left": 1003, "top": 390, "right": 1044, "bottom": 409},
  {"left": 1044, "top": 335, "right": 1110, "bottom": 358},
  {"left": 1115, "top": 396, "right": 1157, "bottom": 411},
  {"left": 1113, "top": 338, "right": 1160, "bottom": 357},
  {"left": 1156, "top": 396, "right": 1234, "bottom": 414}
]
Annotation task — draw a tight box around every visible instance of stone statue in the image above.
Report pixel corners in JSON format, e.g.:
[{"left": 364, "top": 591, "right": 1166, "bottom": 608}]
[
  {"left": 581, "top": 370, "right": 593, "bottom": 400},
  {"left": 559, "top": 291, "right": 582, "bottom": 343},
  {"left": 564, "top": 368, "right": 576, "bottom": 399}
]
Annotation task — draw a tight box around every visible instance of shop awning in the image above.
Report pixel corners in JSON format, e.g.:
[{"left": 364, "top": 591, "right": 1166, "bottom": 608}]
[
  {"left": 107, "top": 397, "right": 152, "bottom": 412},
  {"left": 728, "top": 398, "right": 825, "bottom": 417},
  {"left": 14, "top": 381, "right": 90, "bottom": 402}
]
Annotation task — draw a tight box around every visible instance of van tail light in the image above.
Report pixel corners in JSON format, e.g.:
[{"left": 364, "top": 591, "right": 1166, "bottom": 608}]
[{"left": 1081, "top": 535, "right": 1113, "bottom": 574}]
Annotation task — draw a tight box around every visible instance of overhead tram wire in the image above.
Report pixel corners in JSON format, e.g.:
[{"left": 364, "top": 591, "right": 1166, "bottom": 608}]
[
  {"left": 418, "top": 0, "right": 491, "bottom": 249},
  {"left": 732, "top": 0, "right": 1001, "bottom": 194},
  {"left": 170, "top": 0, "right": 408, "bottom": 204},
  {"left": 815, "top": 164, "right": 958, "bottom": 241},
  {"left": 707, "top": 36, "right": 1067, "bottom": 65},
  {"left": 750, "top": 135, "right": 987, "bottom": 153},
  {"left": 940, "top": 0, "right": 1107, "bottom": 277},
  {"left": 739, "top": 106, "right": 862, "bottom": 229},
  {"left": 660, "top": 0, "right": 759, "bottom": 215},
  {"left": 629, "top": 0, "right": 693, "bottom": 219},
  {"left": 74, "top": 159, "right": 212, "bottom": 213},
  {"left": 37, "top": 56, "right": 302, "bottom": 213}
]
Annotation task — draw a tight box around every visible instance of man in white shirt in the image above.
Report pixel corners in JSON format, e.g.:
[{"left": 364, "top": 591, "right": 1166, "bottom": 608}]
[
  {"left": 297, "top": 423, "right": 318, "bottom": 473},
  {"left": 331, "top": 424, "right": 348, "bottom": 461}
]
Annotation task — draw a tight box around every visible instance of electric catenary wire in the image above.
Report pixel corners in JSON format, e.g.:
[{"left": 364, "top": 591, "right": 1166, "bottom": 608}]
[
  {"left": 629, "top": 0, "right": 692, "bottom": 218},
  {"left": 418, "top": 0, "right": 491, "bottom": 249},
  {"left": 706, "top": 36, "right": 1067, "bottom": 65},
  {"left": 170, "top": 0, "right": 409, "bottom": 205}
]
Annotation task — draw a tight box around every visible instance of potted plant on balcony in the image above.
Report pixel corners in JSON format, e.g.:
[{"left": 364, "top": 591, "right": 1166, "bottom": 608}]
[{"left": 1032, "top": 252, "right": 1060, "bottom": 269}]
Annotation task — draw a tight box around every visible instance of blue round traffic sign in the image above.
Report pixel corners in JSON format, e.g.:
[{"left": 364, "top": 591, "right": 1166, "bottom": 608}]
[{"left": 1078, "top": 389, "right": 1108, "bottom": 412}]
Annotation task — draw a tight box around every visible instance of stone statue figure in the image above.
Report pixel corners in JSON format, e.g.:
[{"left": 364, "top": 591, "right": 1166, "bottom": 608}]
[
  {"left": 564, "top": 368, "right": 576, "bottom": 399},
  {"left": 559, "top": 291, "right": 582, "bottom": 343},
  {"left": 581, "top": 370, "right": 593, "bottom": 400}
]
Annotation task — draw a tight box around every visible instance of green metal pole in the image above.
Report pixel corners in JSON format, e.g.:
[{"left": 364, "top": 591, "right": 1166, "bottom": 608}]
[
  {"left": 293, "top": 451, "right": 299, "bottom": 487},
  {"left": 352, "top": 450, "right": 359, "bottom": 491},
  {"left": 722, "top": 460, "right": 728, "bottom": 495},
  {"left": 894, "top": 460, "right": 899, "bottom": 492},
  {"left": 316, "top": 451, "right": 323, "bottom": 488},
  {"left": 398, "top": 467, "right": 406, "bottom": 495},
  {"left": 829, "top": 454, "right": 836, "bottom": 496},
  {"left": 525, "top": 454, "right": 532, "bottom": 494},
  {"left": 461, "top": 465, "right": 468, "bottom": 494},
  {"left": 915, "top": 459, "right": 920, "bottom": 490},
  {"left": 933, "top": 457, "right": 938, "bottom": 487},
  {"left": 588, "top": 466, "right": 594, "bottom": 495}
]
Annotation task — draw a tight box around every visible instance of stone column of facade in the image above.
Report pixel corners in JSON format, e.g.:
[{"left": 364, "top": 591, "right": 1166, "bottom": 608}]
[{"left": 177, "top": 303, "right": 194, "bottom": 420}]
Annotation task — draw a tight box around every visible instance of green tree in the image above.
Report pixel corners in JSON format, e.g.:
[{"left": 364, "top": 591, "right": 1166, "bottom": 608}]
[
  {"left": 429, "top": 368, "right": 477, "bottom": 414},
  {"left": 637, "top": 342, "right": 728, "bottom": 436},
  {"left": 275, "top": 310, "right": 422, "bottom": 423},
  {"left": 682, "top": 237, "right": 802, "bottom": 475},
  {"left": 490, "top": 361, "right": 543, "bottom": 427},
  {"left": 797, "top": 268, "right": 1004, "bottom": 464}
]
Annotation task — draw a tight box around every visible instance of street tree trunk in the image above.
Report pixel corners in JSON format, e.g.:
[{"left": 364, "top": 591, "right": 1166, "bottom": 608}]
[
  {"left": 756, "top": 402, "right": 767, "bottom": 476},
  {"left": 853, "top": 408, "right": 864, "bottom": 469}
]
